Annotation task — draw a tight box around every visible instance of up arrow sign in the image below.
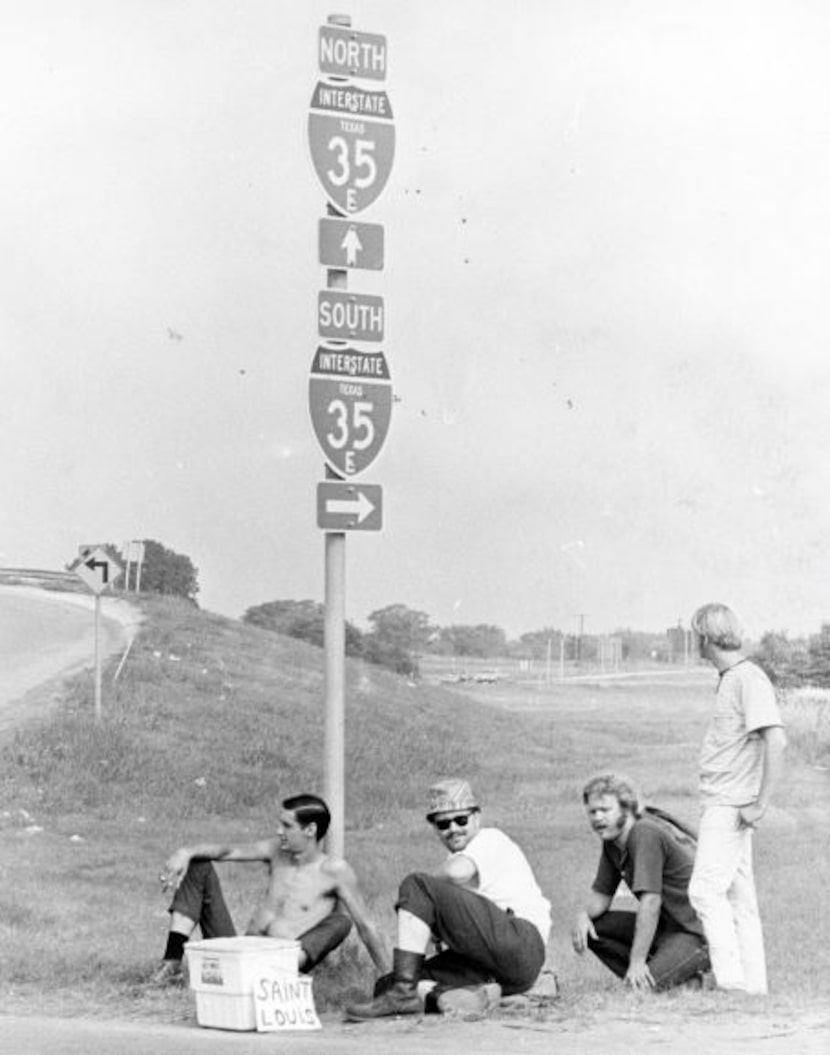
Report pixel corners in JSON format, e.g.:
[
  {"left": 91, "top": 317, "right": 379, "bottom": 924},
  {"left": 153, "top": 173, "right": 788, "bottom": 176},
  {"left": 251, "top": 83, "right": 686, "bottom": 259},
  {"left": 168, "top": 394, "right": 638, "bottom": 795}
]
[
  {"left": 341, "top": 226, "right": 362, "bottom": 266},
  {"left": 319, "top": 217, "right": 384, "bottom": 271},
  {"left": 317, "top": 482, "right": 383, "bottom": 532}
]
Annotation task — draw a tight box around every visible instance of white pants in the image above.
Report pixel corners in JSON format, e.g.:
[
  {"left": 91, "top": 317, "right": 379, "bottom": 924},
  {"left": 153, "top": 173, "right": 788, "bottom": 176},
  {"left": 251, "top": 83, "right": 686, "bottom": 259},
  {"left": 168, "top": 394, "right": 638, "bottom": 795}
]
[{"left": 688, "top": 805, "right": 767, "bottom": 993}]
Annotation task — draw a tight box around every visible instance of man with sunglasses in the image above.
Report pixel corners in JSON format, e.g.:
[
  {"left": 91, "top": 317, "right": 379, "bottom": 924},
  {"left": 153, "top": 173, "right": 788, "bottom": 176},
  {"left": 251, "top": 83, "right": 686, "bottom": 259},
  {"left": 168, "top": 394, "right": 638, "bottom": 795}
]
[{"left": 345, "top": 778, "right": 551, "bottom": 1021}]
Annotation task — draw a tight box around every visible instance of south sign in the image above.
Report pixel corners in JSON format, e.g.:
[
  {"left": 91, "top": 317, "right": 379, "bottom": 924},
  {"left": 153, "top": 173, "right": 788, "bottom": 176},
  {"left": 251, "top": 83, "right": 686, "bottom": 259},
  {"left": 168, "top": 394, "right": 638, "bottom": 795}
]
[
  {"left": 308, "top": 81, "right": 395, "bottom": 215},
  {"left": 308, "top": 347, "right": 392, "bottom": 477},
  {"left": 318, "top": 290, "right": 384, "bottom": 342}
]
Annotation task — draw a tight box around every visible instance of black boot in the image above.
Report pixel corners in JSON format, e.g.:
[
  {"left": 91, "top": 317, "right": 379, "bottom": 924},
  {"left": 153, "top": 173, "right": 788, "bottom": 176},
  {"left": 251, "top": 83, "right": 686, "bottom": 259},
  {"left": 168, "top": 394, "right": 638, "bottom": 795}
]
[{"left": 344, "top": 949, "right": 425, "bottom": 1021}]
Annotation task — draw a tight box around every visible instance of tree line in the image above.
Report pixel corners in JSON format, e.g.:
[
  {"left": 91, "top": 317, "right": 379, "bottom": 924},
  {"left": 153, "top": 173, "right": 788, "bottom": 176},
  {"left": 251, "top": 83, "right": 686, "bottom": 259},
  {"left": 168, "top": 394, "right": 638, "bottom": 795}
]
[
  {"left": 241, "top": 600, "right": 677, "bottom": 679},
  {"left": 244, "top": 599, "right": 830, "bottom": 687},
  {"left": 752, "top": 628, "right": 830, "bottom": 688},
  {"left": 93, "top": 538, "right": 830, "bottom": 688}
]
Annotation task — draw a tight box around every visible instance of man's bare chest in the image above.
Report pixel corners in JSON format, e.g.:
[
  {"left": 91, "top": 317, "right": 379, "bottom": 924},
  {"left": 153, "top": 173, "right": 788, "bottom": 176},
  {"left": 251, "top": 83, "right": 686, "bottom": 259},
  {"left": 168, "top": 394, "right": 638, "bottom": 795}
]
[{"left": 265, "top": 861, "right": 336, "bottom": 909}]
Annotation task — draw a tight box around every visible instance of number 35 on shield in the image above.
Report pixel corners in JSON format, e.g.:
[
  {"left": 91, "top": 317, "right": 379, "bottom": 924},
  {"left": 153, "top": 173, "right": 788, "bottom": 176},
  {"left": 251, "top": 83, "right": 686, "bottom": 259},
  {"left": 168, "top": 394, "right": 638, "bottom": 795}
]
[
  {"left": 309, "top": 375, "right": 393, "bottom": 477},
  {"left": 308, "top": 109, "right": 395, "bottom": 215}
]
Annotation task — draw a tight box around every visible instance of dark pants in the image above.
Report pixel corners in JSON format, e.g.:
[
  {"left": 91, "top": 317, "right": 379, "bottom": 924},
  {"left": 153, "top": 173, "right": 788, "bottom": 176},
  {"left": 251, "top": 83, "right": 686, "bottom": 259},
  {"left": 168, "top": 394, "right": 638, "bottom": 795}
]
[
  {"left": 587, "top": 910, "right": 710, "bottom": 990},
  {"left": 169, "top": 860, "right": 352, "bottom": 972},
  {"left": 390, "top": 871, "right": 545, "bottom": 996}
]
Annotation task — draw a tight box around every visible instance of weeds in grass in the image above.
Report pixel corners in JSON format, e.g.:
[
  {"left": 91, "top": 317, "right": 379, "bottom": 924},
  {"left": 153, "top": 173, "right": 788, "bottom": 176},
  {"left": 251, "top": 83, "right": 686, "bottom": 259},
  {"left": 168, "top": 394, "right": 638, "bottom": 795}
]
[
  {"left": 779, "top": 688, "right": 830, "bottom": 767},
  {"left": 7, "top": 705, "right": 161, "bottom": 810}
]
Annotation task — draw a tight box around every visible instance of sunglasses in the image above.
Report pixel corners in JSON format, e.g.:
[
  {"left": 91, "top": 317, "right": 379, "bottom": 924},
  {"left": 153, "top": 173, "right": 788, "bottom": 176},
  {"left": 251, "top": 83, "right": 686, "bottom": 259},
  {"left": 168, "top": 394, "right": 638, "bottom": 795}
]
[{"left": 433, "top": 812, "right": 475, "bottom": 831}]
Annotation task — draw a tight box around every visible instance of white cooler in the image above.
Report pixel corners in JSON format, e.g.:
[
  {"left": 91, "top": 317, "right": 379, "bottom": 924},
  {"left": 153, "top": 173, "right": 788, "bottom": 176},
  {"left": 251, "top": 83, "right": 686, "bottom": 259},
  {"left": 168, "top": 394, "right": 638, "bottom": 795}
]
[{"left": 184, "top": 936, "right": 301, "bottom": 1031}]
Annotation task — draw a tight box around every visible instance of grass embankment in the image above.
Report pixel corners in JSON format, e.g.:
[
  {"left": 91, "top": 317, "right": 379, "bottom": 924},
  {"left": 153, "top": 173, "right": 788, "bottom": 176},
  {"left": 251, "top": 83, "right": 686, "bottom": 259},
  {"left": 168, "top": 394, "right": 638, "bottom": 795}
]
[{"left": 0, "top": 595, "right": 828, "bottom": 1025}]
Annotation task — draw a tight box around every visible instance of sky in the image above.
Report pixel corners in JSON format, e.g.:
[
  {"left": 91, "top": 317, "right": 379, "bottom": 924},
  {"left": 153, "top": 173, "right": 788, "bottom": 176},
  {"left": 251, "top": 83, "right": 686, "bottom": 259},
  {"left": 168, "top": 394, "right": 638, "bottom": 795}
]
[{"left": 2, "top": 0, "right": 829, "bottom": 641}]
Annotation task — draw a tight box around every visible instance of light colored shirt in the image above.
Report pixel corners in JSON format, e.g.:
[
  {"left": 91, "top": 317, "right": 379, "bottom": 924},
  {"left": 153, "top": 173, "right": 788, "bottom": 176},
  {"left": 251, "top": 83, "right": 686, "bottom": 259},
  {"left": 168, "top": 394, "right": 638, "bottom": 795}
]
[
  {"left": 699, "top": 659, "right": 783, "bottom": 806},
  {"left": 453, "top": 827, "right": 552, "bottom": 943}
]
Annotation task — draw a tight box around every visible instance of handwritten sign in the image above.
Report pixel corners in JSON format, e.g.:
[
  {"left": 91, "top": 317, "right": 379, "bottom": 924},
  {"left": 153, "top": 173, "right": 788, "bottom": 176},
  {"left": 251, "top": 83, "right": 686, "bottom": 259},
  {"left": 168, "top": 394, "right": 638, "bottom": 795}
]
[{"left": 254, "top": 971, "right": 321, "bottom": 1031}]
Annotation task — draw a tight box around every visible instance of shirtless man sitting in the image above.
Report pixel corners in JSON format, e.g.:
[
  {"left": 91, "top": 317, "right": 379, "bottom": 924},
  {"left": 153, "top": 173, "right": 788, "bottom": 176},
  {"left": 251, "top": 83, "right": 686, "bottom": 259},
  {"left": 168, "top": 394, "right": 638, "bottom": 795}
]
[{"left": 152, "top": 793, "right": 389, "bottom": 983}]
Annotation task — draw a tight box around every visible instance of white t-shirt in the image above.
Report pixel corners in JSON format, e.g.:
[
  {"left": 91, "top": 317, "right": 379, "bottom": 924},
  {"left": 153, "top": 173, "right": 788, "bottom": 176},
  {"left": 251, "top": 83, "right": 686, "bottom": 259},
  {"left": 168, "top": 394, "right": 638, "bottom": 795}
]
[
  {"left": 452, "top": 827, "right": 551, "bottom": 943},
  {"left": 699, "top": 659, "right": 783, "bottom": 806}
]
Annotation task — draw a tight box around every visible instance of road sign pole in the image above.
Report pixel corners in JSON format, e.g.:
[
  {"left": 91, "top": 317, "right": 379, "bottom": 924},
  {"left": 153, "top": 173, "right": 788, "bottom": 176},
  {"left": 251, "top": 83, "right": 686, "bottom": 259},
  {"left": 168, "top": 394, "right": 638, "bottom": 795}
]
[
  {"left": 70, "top": 546, "right": 124, "bottom": 722},
  {"left": 323, "top": 520, "right": 346, "bottom": 859},
  {"left": 312, "top": 12, "right": 392, "bottom": 857},
  {"left": 323, "top": 196, "right": 348, "bottom": 856},
  {"left": 93, "top": 593, "right": 102, "bottom": 722}
]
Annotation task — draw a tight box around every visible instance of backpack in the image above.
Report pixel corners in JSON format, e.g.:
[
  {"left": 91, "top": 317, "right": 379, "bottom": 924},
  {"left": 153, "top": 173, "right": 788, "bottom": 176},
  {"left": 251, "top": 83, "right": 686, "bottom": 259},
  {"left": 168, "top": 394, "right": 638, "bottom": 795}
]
[{"left": 643, "top": 805, "right": 698, "bottom": 850}]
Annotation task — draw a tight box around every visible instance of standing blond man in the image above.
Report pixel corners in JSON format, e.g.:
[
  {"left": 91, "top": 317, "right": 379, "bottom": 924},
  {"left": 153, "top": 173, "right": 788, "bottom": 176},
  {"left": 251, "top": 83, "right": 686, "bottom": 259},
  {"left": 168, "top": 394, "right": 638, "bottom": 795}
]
[{"left": 689, "top": 603, "right": 786, "bottom": 993}]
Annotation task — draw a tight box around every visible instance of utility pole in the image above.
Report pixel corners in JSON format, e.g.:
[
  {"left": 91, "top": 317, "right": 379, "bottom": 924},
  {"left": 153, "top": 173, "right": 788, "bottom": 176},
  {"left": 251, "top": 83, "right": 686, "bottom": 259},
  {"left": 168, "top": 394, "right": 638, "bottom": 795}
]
[{"left": 575, "top": 613, "right": 587, "bottom": 665}]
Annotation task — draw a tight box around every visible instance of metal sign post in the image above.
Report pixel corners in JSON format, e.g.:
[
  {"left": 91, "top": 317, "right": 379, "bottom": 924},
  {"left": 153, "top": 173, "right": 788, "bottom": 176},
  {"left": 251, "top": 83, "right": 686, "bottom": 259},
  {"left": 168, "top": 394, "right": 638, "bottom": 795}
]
[
  {"left": 307, "top": 14, "right": 393, "bottom": 856},
  {"left": 93, "top": 594, "right": 102, "bottom": 719},
  {"left": 73, "top": 546, "right": 124, "bottom": 721},
  {"left": 324, "top": 496, "right": 346, "bottom": 854}
]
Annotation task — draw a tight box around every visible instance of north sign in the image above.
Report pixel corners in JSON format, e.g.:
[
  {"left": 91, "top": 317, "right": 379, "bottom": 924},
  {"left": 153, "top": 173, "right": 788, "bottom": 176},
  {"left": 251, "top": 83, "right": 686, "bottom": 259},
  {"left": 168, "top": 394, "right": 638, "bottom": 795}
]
[
  {"left": 318, "top": 290, "right": 384, "bottom": 342},
  {"left": 308, "top": 81, "right": 395, "bottom": 215},
  {"left": 319, "top": 217, "right": 384, "bottom": 271},
  {"left": 309, "top": 347, "right": 392, "bottom": 477},
  {"left": 318, "top": 25, "right": 387, "bottom": 81},
  {"left": 317, "top": 481, "right": 383, "bottom": 531}
]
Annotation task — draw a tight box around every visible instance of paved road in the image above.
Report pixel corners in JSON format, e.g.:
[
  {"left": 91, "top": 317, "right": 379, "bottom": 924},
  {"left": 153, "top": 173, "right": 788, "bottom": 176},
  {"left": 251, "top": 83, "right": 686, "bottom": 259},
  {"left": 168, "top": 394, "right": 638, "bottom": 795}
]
[
  {"left": 0, "top": 586, "right": 140, "bottom": 731},
  {"left": 3, "top": 1009, "right": 829, "bottom": 1055}
]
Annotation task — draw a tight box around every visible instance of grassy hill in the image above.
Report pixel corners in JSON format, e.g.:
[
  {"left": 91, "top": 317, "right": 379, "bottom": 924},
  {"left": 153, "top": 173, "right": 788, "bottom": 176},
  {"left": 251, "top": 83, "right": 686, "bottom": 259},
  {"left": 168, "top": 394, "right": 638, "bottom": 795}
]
[{"left": 0, "top": 595, "right": 827, "bottom": 1022}]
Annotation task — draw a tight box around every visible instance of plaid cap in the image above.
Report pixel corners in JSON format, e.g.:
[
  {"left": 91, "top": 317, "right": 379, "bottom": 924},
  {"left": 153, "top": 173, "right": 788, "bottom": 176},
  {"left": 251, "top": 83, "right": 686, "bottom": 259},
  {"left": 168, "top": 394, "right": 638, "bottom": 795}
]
[{"left": 426, "top": 778, "right": 478, "bottom": 819}]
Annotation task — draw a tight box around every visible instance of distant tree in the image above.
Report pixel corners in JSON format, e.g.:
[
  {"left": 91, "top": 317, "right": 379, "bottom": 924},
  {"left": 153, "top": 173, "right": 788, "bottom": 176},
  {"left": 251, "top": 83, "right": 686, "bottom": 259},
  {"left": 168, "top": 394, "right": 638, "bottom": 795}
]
[
  {"left": 512, "top": 628, "right": 566, "bottom": 661},
  {"left": 752, "top": 629, "right": 811, "bottom": 687},
  {"left": 804, "top": 626, "right": 830, "bottom": 687},
  {"left": 363, "top": 604, "right": 434, "bottom": 677},
  {"left": 435, "top": 624, "right": 507, "bottom": 658},
  {"left": 242, "top": 599, "right": 363, "bottom": 657},
  {"left": 756, "top": 630, "right": 796, "bottom": 668},
  {"left": 108, "top": 539, "right": 199, "bottom": 602}
]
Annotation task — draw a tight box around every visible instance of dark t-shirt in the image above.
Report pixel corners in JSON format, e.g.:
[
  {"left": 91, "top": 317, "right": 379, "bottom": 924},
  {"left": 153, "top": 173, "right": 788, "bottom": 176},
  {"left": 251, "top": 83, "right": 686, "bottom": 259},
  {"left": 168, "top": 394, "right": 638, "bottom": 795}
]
[{"left": 592, "top": 816, "right": 703, "bottom": 938}]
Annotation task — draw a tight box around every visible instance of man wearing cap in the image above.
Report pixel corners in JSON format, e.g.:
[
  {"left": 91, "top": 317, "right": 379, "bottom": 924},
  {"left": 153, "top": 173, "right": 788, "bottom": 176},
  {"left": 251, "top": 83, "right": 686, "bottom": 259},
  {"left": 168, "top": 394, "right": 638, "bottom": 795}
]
[{"left": 345, "top": 778, "right": 551, "bottom": 1020}]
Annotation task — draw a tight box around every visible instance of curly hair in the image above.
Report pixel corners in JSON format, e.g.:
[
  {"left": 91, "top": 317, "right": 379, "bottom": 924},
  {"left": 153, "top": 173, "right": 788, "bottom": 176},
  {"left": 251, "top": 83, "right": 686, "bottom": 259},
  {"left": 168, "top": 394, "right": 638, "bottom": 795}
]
[{"left": 581, "top": 773, "right": 642, "bottom": 817}]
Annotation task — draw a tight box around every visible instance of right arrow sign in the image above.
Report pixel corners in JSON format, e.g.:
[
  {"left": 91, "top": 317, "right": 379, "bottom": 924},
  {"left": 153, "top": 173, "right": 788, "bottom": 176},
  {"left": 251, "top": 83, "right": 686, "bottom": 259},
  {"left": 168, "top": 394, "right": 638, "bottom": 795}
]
[{"left": 317, "top": 482, "right": 383, "bottom": 531}]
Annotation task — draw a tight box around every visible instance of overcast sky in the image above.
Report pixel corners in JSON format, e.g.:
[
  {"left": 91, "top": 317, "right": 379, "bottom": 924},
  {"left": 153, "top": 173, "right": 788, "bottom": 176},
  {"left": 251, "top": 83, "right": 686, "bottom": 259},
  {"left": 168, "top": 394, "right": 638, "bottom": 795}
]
[{"left": 2, "top": 1, "right": 829, "bottom": 640}]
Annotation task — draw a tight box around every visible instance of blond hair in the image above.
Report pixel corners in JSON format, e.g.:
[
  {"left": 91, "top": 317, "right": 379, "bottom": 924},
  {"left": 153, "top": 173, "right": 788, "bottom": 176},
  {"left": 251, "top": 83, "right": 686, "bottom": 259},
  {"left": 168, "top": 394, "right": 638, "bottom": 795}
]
[{"left": 691, "top": 603, "right": 744, "bottom": 650}]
